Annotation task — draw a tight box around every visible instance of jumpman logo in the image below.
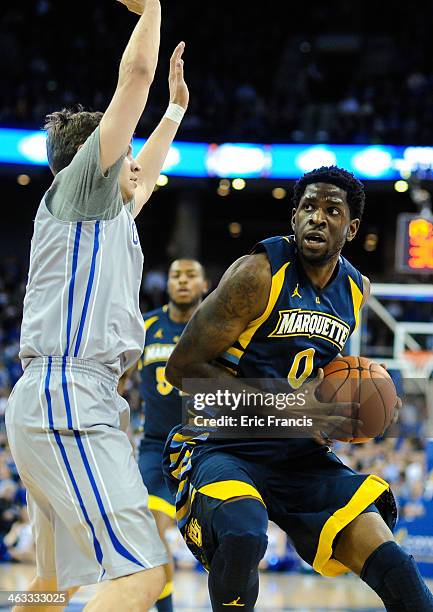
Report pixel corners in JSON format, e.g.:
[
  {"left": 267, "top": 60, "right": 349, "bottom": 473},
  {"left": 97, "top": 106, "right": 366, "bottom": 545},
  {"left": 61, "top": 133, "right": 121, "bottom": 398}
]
[
  {"left": 291, "top": 283, "right": 302, "bottom": 299},
  {"left": 222, "top": 597, "right": 245, "bottom": 607}
]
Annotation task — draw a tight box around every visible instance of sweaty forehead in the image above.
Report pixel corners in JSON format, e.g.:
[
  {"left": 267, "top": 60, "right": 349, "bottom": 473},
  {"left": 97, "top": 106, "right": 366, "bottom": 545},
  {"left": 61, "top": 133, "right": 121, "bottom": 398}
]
[{"left": 302, "top": 182, "right": 347, "bottom": 201}]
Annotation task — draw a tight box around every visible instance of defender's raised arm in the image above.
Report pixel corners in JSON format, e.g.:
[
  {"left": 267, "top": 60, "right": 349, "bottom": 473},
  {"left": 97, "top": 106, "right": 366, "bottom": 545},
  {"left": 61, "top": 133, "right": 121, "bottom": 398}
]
[
  {"left": 132, "top": 41, "right": 190, "bottom": 216},
  {"left": 100, "top": 0, "right": 161, "bottom": 173}
]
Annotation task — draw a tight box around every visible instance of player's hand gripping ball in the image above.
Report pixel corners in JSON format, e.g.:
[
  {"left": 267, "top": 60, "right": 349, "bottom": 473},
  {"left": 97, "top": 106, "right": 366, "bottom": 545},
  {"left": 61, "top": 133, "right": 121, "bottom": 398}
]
[{"left": 317, "top": 356, "right": 398, "bottom": 443}]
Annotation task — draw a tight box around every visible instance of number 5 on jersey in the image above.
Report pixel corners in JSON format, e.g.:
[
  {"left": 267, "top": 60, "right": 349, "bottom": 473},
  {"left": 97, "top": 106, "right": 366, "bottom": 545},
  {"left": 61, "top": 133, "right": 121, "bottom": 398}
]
[{"left": 156, "top": 366, "right": 173, "bottom": 395}]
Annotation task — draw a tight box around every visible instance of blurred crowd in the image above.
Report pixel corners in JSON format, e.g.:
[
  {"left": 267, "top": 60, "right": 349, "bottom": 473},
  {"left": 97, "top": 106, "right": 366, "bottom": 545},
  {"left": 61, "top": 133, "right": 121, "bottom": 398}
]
[
  {"left": 1, "top": 0, "right": 433, "bottom": 576},
  {"left": 2, "top": 2, "right": 433, "bottom": 144},
  {"left": 0, "top": 257, "right": 431, "bottom": 569}
]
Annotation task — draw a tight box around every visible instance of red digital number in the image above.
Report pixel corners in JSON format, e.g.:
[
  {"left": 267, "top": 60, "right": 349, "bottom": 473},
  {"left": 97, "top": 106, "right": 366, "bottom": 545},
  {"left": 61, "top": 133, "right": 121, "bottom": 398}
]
[{"left": 408, "top": 218, "right": 433, "bottom": 270}]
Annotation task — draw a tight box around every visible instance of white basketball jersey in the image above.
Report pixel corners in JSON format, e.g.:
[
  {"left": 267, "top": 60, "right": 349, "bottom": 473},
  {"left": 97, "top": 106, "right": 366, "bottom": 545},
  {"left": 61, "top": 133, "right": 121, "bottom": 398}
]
[{"left": 20, "top": 200, "right": 145, "bottom": 376}]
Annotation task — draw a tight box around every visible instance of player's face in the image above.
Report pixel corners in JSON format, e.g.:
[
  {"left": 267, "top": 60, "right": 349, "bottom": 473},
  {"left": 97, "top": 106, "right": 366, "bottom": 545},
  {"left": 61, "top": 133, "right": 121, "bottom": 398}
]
[
  {"left": 119, "top": 145, "right": 141, "bottom": 203},
  {"left": 167, "top": 260, "right": 208, "bottom": 309},
  {"left": 292, "top": 182, "right": 360, "bottom": 265}
]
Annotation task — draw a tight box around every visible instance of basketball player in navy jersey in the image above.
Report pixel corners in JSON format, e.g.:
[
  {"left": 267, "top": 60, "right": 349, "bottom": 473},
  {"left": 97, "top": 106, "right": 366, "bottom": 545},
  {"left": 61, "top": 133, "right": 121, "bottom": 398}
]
[
  {"left": 163, "top": 166, "right": 433, "bottom": 611},
  {"left": 137, "top": 259, "right": 208, "bottom": 611}
]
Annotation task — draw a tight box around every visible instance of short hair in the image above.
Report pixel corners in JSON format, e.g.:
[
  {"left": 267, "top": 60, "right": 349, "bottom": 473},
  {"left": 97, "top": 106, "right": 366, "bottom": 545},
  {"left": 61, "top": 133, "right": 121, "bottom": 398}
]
[
  {"left": 169, "top": 259, "right": 207, "bottom": 279},
  {"left": 44, "top": 105, "right": 103, "bottom": 174},
  {"left": 292, "top": 165, "right": 366, "bottom": 220}
]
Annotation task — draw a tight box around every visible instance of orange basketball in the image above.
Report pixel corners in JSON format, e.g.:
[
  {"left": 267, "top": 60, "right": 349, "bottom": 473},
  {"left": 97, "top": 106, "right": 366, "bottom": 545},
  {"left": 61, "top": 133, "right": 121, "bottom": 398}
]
[{"left": 317, "top": 356, "right": 398, "bottom": 443}]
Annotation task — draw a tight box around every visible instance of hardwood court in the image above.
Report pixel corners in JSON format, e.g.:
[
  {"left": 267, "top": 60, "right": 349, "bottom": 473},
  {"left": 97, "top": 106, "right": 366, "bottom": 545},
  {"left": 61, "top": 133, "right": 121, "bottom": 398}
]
[{"left": 3, "top": 562, "right": 431, "bottom": 610}]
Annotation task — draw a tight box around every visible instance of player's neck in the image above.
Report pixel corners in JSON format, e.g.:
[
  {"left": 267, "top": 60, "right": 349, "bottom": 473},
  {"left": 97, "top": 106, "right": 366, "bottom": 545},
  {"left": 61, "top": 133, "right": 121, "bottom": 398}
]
[
  {"left": 298, "top": 254, "right": 339, "bottom": 290},
  {"left": 168, "top": 303, "right": 197, "bottom": 324}
]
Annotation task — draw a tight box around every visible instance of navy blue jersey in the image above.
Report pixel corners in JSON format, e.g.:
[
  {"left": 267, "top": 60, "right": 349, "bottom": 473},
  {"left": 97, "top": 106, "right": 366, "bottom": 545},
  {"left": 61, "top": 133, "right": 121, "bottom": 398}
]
[
  {"left": 164, "top": 237, "right": 397, "bottom": 576},
  {"left": 216, "top": 235, "right": 363, "bottom": 386},
  {"left": 138, "top": 306, "right": 186, "bottom": 440}
]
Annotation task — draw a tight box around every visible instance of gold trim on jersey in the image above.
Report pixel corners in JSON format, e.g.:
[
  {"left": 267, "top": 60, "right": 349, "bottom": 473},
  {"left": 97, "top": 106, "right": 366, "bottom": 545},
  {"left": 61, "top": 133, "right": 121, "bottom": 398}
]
[
  {"left": 148, "top": 495, "right": 176, "bottom": 520},
  {"left": 177, "top": 478, "right": 187, "bottom": 496},
  {"left": 197, "top": 480, "right": 265, "bottom": 505},
  {"left": 227, "top": 346, "right": 244, "bottom": 360},
  {"left": 177, "top": 486, "right": 197, "bottom": 522},
  {"left": 158, "top": 580, "right": 174, "bottom": 600},
  {"left": 313, "top": 474, "right": 389, "bottom": 577},
  {"left": 170, "top": 450, "right": 181, "bottom": 463},
  {"left": 237, "top": 261, "right": 291, "bottom": 351},
  {"left": 218, "top": 345, "right": 245, "bottom": 369},
  {"left": 173, "top": 432, "right": 198, "bottom": 444},
  {"left": 348, "top": 275, "right": 363, "bottom": 331},
  {"left": 172, "top": 449, "right": 193, "bottom": 479},
  {"left": 144, "top": 315, "right": 159, "bottom": 331}
]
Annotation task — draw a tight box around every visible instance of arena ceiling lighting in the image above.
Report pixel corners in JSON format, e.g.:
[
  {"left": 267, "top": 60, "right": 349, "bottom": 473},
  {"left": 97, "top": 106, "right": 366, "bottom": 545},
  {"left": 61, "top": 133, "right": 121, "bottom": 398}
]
[{"left": 2, "top": 127, "right": 433, "bottom": 181}]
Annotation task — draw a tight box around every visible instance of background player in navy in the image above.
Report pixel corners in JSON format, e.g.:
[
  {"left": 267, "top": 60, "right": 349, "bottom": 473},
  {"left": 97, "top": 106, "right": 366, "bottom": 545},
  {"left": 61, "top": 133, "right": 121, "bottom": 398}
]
[
  {"left": 163, "top": 166, "right": 433, "bottom": 611},
  {"left": 137, "top": 259, "right": 208, "bottom": 611}
]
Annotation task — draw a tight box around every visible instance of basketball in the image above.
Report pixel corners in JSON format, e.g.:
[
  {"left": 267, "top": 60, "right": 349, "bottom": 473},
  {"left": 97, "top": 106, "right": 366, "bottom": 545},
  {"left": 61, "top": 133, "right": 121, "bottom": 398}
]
[{"left": 317, "top": 356, "right": 398, "bottom": 443}]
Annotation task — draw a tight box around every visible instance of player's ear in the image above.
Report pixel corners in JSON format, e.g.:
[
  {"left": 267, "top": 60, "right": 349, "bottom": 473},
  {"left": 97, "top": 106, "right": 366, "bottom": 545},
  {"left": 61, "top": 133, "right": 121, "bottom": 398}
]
[
  {"left": 203, "top": 279, "right": 210, "bottom": 294},
  {"left": 346, "top": 218, "right": 360, "bottom": 242},
  {"left": 291, "top": 207, "right": 297, "bottom": 232}
]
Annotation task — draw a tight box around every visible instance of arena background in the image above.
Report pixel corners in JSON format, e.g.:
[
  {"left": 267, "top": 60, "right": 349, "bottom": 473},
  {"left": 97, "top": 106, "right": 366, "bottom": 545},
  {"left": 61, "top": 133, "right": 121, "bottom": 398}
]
[{"left": 0, "top": 1, "right": 432, "bottom": 610}]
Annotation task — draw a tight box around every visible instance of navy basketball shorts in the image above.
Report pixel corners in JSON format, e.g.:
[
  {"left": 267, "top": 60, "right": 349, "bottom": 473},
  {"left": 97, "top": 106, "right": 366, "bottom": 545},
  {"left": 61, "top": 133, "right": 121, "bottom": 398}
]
[
  {"left": 139, "top": 437, "right": 176, "bottom": 520},
  {"left": 163, "top": 431, "right": 397, "bottom": 577}
]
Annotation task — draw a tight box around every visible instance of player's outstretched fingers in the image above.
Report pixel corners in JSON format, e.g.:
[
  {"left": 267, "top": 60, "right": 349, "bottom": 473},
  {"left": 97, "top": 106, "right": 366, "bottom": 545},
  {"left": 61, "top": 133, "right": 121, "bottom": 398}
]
[
  {"left": 325, "top": 402, "right": 363, "bottom": 439},
  {"left": 168, "top": 41, "right": 189, "bottom": 109},
  {"left": 327, "top": 414, "right": 363, "bottom": 440},
  {"left": 171, "top": 43, "right": 185, "bottom": 79},
  {"left": 171, "top": 41, "right": 186, "bottom": 62},
  {"left": 392, "top": 397, "right": 403, "bottom": 424},
  {"left": 328, "top": 401, "right": 360, "bottom": 419},
  {"left": 301, "top": 368, "right": 324, "bottom": 397},
  {"left": 312, "top": 431, "right": 334, "bottom": 447},
  {"left": 115, "top": 0, "right": 145, "bottom": 15}
]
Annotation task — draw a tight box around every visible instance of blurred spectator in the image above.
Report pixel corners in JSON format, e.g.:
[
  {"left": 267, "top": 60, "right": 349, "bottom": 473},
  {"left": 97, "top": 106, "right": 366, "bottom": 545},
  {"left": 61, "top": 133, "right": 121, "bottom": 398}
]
[
  {"left": 3, "top": 505, "right": 34, "bottom": 564},
  {"left": 2, "top": 2, "right": 433, "bottom": 144},
  {"left": 336, "top": 436, "right": 429, "bottom": 509},
  {"left": 399, "top": 480, "right": 427, "bottom": 521},
  {"left": 142, "top": 268, "right": 167, "bottom": 310}
]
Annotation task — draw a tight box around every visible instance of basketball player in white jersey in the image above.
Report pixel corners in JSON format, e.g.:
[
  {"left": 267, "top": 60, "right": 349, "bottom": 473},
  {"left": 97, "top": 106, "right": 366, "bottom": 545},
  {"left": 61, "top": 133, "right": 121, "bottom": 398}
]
[{"left": 5, "top": 0, "right": 189, "bottom": 610}]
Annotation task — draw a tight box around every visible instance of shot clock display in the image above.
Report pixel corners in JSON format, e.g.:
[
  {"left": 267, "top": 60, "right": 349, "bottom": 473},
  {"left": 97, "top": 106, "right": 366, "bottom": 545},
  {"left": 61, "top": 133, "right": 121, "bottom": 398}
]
[{"left": 396, "top": 214, "right": 433, "bottom": 273}]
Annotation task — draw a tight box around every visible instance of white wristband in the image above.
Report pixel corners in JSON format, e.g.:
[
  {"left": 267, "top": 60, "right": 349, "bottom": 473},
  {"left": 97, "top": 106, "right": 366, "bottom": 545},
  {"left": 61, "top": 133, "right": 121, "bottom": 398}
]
[{"left": 164, "top": 103, "right": 186, "bottom": 124}]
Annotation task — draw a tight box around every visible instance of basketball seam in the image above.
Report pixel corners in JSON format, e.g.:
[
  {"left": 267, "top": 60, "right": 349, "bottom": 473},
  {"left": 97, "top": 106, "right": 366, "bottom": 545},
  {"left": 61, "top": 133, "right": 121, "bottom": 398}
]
[
  {"left": 323, "top": 365, "right": 350, "bottom": 374},
  {"left": 325, "top": 369, "right": 353, "bottom": 440},
  {"left": 328, "top": 370, "right": 350, "bottom": 403},
  {"left": 356, "top": 362, "right": 361, "bottom": 439},
  {"left": 369, "top": 364, "right": 387, "bottom": 436}
]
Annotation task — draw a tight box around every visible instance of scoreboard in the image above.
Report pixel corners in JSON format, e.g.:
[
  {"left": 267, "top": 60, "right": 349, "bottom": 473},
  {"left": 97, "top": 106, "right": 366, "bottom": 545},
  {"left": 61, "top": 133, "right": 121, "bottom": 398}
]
[{"left": 396, "top": 214, "right": 433, "bottom": 273}]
